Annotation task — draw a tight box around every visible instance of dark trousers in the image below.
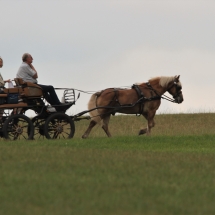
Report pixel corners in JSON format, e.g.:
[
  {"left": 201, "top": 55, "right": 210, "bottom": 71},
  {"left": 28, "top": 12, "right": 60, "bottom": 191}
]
[{"left": 37, "top": 84, "right": 61, "bottom": 105}]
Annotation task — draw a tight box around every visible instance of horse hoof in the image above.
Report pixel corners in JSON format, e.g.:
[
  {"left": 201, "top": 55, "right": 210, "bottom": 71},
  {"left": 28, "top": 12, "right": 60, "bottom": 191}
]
[
  {"left": 139, "top": 129, "right": 146, "bottom": 135},
  {"left": 82, "top": 135, "right": 87, "bottom": 139}
]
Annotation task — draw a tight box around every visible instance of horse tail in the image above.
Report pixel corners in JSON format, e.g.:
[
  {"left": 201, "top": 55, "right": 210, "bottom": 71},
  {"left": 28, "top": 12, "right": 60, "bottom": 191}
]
[{"left": 88, "top": 92, "right": 102, "bottom": 123}]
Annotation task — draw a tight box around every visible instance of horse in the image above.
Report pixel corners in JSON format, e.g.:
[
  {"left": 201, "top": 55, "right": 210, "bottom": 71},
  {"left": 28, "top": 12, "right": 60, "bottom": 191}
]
[{"left": 82, "top": 75, "right": 184, "bottom": 138}]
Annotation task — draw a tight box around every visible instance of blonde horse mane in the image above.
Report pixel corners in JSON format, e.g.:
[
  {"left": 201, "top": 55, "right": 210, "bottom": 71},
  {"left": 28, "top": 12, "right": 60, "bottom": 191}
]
[{"left": 147, "top": 76, "right": 182, "bottom": 88}]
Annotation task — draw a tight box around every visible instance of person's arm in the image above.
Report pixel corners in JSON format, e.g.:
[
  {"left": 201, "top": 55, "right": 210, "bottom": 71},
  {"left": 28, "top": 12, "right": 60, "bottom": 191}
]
[
  {"left": 29, "top": 64, "right": 38, "bottom": 79},
  {"left": 4, "top": 79, "right": 11, "bottom": 83}
]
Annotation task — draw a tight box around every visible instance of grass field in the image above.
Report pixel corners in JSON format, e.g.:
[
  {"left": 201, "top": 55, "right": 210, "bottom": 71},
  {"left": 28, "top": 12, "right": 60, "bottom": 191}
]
[
  {"left": 74, "top": 113, "right": 215, "bottom": 138},
  {"left": 0, "top": 113, "right": 215, "bottom": 215}
]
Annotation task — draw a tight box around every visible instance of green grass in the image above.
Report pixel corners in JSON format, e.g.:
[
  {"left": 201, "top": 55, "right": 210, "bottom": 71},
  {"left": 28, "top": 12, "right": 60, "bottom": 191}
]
[{"left": 1, "top": 114, "right": 215, "bottom": 215}]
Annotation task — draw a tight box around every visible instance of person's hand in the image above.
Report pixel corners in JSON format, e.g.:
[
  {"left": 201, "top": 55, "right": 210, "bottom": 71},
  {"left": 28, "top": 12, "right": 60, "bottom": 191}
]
[{"left": 29, "top": 64, "right": 36, "bottom": 71}]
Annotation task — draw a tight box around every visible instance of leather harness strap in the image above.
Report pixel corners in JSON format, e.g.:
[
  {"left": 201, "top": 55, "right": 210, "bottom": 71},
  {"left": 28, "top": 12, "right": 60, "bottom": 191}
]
[{"left": 132, "top": 84, "right": 145, "bottom": 114}]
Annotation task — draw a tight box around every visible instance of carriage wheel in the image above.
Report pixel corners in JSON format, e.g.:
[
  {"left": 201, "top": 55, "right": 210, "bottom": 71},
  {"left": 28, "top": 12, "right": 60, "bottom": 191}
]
[
  {"left": 3, "top": 114, "right": 34, "bottom": 140},
  {"left": 44, "top": 113, "right": 75, "bottom": 139},
  {"left": 30, "top": 117, "right": 46, "bottom": 139}
]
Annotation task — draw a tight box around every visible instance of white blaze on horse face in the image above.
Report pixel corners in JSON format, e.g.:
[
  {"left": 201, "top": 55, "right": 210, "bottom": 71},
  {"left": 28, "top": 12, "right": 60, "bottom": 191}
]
[{"left": 174, "top": 85, "right": 184, "bottom": 103}]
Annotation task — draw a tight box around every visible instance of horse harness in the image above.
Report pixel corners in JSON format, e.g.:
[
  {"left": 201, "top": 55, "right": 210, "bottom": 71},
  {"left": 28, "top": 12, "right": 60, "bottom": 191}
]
[
  {"left": 104, "top": 83, "right": 161, "bottom": 115},
  {"left": 132, "top": 83, "right": 161, "bottom": 114},
  {"left": 92, "top": 81, "right": 181, "bottom": 119}
]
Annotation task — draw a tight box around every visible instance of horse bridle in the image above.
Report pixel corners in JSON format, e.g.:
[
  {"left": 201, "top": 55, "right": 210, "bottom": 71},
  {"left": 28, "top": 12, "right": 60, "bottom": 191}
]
[
  {"left": 146, "top": 82, "right": 181, "bottom": 103},
  {"left": 167, "top": 82, "right": 182, "bottom": 101}
]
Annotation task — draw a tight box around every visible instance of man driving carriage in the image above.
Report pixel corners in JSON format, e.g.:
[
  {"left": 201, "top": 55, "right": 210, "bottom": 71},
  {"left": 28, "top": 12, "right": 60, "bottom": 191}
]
[{"left": 16, "top": 53, "right": 70, "bottom": 110}]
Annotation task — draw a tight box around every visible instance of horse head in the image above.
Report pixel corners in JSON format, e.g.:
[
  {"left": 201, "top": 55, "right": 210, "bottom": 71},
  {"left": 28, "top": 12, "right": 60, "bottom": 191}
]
[{"left": 166, "top": 75, "right": 184, "bottom": 104}]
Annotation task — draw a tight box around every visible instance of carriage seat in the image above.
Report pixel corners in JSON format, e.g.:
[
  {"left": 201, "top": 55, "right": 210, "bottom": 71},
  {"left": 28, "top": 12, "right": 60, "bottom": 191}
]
[
  {"left": 0, "top": 94, "right": 7, "bottom": 97},
  {"left": 6, "top": 78, "right": 44, "bottom": 97},
  {"left": 14, "top": 78, "right": 25, "bottom": 86},
  {"left": 22, "top": 82, "right": 43, "bottom": 97},
  {"left": 3, "top": 87, "right": 23, "bottom": 94}
]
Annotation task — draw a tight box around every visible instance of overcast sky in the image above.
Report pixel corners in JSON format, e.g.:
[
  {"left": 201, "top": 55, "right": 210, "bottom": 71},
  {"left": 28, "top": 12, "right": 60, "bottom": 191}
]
[{"left": 1, "top": 0, "right": 215, "bottom": 114}]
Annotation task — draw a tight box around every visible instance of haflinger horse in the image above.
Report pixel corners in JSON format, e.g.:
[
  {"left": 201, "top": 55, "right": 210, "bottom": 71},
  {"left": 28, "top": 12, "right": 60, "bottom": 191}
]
[{"left": 82, "top": 75, "right": 183, "bottom": 138}]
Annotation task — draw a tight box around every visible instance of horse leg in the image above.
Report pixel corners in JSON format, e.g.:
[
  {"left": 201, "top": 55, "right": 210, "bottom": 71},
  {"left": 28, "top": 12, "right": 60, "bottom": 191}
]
[
  {"left": 139, "top": 128, "right": 147, "bottom": 135},
  {"left": 139, "top": 113, "right": 148, "bottom": 135},
  {"left": 82, "top": 120, "right": 98, "bottom": 139},
  {"left": 146, "top": 117, "right": 155, "bottom": 135},
  {"left": 102, "top": 114, "right": 112, "bottom": 137},
  {"left": 139, "top": 111, "right": 156, "bottom": 136}
]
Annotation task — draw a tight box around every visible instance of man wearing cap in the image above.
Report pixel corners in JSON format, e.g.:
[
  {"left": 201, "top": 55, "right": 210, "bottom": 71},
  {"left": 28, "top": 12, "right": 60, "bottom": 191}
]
[{"left": 16, "top": 53, "right": 62, "bottom": 106}]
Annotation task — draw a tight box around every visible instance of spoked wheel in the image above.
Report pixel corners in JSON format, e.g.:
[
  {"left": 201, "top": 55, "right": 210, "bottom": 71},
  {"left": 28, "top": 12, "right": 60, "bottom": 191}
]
[
  {"left": 3, "top": 114, "right": 34, "bottom": 140},
  {"left": 44, "top": 113, "right": 75, "bottom": 139},
  {"left": 30, "top": 117, "right": 46, "bottom": 139}
]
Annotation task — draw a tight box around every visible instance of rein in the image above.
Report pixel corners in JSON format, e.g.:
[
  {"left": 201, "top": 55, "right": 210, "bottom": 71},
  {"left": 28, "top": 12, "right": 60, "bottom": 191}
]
[
  {"left": 161, "top": 94, "right": 177, "bottom": 103},
  {"left": 55, "top": 83, "right": 177, "bottom": 104},
  {"left": 55, "top": 88, "right": 96, "bottom": 94}
]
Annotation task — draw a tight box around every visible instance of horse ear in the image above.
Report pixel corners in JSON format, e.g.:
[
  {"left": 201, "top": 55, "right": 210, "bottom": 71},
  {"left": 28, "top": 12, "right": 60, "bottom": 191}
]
[{"left": 175, "top": 75, "right": 180, "bottom": 82}]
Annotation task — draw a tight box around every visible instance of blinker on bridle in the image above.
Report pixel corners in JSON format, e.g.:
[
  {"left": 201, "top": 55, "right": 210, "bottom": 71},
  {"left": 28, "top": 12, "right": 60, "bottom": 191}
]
[{"left": 168, "top": 82, "right": 182, "bottom": 99}]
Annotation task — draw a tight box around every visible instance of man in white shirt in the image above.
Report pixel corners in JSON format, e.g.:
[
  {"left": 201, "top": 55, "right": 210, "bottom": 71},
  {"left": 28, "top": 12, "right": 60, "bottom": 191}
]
[{"left": 16, "top": 53, "right": 61, "bottom": 106}]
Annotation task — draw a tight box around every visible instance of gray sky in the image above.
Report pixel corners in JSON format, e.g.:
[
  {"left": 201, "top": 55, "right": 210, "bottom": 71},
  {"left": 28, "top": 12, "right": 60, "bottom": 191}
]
[{"left": 1, "top": 0, "right": 215, "bottom": 114}]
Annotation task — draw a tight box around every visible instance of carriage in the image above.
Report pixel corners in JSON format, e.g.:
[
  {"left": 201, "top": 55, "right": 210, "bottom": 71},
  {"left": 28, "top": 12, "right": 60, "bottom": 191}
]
[{"left": 0, "top": 78, "right": 81, "bottom": 140}]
